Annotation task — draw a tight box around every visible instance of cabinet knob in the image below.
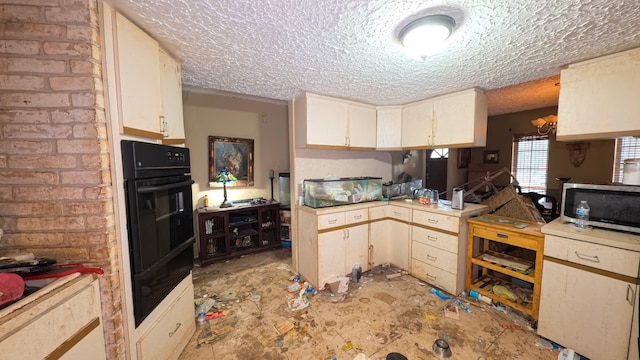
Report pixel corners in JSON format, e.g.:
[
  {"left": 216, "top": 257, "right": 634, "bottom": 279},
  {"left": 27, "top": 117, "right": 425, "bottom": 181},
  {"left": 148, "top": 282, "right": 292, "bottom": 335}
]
[{"left": 168, "top": 322, "right": 181, "bottom": 337}]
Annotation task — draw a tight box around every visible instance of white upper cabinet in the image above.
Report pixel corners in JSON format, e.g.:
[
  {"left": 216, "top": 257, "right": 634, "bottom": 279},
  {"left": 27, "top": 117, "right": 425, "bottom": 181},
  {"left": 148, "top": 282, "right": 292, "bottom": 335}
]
[
  {"left": 294, "top": 92, "right": 376, "bottom": 149},
  {"left": 432, "top": 89, "right": 487, "bottom": 147},
  {"left": 102, "top": 4, "right": 185, "bottom": 143},
  {"left": 401, "top": 98, "right": 434, "bottom": 148},
  {"left": 159, "top": 49, "right": 186, "bottom": 144},
  {"left": 376, "top": 106, "right": 402, "bottom": 149},
  {"left": 401, "top": 89, "right": 487, "bottom": 148},
  {"left": 556, "top": 47, "right": 640, "bottom": 141}
]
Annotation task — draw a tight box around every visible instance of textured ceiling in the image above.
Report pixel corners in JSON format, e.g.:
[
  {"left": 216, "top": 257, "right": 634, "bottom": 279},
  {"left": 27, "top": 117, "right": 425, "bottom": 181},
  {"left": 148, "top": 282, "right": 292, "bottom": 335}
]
[{"left": 106, "top": 0, "right": 640, "bottom": 115}]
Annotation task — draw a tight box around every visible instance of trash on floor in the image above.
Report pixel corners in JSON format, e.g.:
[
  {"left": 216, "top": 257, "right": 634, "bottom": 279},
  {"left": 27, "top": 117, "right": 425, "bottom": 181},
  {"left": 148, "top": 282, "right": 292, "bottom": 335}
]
[
  {"left": 385, "top": 272, "right": 402, "bottom": 280},
  {"left": 425, "top": 311, "right": 438, "bottom": 321},
  {"left": 444, "top": 301, "right": 459, "bottom": 319},
  {"left": 327, "top": 276, "right": 350, "bottom": 294},
  {"left": 274, "top": 318, "right": 298, "bottom": 336},
  {"left": 341, "top": 340, "right": 354, "bottom": 351},
  {"left": 492, "top": 285, "right": 517, "bottom": 301},
  {"left": 430, "top": 287, "right": 452, "bottom": 300},
  {"left": 353, "top": 353, "right": 370, "bottom": 360}
]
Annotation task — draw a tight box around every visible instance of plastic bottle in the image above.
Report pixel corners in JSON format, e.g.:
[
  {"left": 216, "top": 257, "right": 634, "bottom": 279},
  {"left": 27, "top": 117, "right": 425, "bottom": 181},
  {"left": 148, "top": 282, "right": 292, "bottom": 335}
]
[
  {"left": 575, "top": 200, "right": 590, "bottom": 229},
  {"left": 469, "top": 289, "right": 492, "bottom": 304},
  {"left": 203, "top": 194, "right": 209, "bottom": 208},
  {"left": 352, "top": 263, "right": 361, "bottom": 283}
]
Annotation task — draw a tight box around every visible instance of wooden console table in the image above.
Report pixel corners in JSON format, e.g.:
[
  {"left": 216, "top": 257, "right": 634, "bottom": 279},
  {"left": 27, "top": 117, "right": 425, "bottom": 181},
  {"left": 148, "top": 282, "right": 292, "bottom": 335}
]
[
  {"left": 197, "top": 202, "right": 281, "bottom": 266},
  {"left": 466, "top": 215, "right": 544, "bottom": 319}
]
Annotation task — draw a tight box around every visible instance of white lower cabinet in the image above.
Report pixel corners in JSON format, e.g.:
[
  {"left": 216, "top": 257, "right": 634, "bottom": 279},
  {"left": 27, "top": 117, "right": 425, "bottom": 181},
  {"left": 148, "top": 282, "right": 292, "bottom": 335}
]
[
  {"left": 137, "top": 276, "right": 195, "bottom": 360},
  {"left": 538, "top": 233, "right": 640, "bottom": 360},
  {"left": 0, "top": 275, "right": 106, "bottom": 360},
  {"left": 368, "top": 205, "right": 410, "bottom": 270}
]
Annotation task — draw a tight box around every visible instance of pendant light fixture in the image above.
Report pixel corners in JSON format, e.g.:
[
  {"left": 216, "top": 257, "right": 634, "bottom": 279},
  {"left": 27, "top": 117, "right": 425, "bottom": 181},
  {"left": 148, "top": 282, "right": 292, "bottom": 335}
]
[{"left": 399, "top": 15, "right": 456, "bottom": 57}]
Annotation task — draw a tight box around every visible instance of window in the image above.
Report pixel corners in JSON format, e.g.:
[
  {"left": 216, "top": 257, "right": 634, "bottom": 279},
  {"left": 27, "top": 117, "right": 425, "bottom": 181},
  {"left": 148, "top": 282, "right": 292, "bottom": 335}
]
[
  {"left": 430, "top": 148, "right": 448, "bottom": 158},
  {"left": 511, "top": 134, "right": 549, "bottom": 194},
  {"left": 613, "top": 137, "right": 640, "bottom": 183}
]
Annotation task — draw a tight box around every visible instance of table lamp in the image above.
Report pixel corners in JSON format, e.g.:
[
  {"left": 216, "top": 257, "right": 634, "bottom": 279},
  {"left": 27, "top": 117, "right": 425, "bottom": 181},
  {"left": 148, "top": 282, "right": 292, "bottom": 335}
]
[{"left": 215, "top": 168, "right": 237, "bottom": 208}]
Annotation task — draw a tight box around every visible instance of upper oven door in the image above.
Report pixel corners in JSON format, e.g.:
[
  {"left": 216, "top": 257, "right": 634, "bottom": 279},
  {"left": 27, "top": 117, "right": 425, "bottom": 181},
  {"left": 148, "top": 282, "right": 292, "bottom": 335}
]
[{"left": 125, "top": 174, "right": 195, "bottom": 273}]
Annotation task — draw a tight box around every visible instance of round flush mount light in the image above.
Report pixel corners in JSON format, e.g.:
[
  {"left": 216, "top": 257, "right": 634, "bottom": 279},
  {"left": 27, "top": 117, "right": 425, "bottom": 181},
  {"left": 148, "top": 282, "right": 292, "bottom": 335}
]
[{"left": 399, "top": 14, "right": 456, "bottom": 57}]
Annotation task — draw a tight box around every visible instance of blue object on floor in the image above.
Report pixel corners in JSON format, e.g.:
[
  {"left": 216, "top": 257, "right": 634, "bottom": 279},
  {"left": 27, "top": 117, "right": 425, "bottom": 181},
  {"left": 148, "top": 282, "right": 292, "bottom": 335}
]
[{"left": 429, "top": 287, "right": 451, "bottom": 300}]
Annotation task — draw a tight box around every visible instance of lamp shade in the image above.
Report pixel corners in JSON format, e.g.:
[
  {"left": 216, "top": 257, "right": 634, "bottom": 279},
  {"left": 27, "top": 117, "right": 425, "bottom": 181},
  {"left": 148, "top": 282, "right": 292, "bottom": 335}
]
[
  {"left": 400, "top": 15, "right": 456, "bottom": 57},
  {"left": 215, "top": 168, "right": 237, "bottom": 183}
]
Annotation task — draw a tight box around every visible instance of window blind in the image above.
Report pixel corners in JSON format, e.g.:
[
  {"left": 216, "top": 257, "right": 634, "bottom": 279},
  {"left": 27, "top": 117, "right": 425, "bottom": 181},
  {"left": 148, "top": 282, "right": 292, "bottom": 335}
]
[
  {"left": 613, "top": 137, "right": 640, "bottom": 183},
  {"left": 511, "top": 133, "right": 549, "bottom": 194}
]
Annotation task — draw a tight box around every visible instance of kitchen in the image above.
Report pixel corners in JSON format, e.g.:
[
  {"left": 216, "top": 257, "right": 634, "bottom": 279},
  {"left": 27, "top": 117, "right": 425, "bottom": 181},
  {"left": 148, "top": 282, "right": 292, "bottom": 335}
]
[{"left": 1, "top": 0, "right": 639, "bottom": 359}]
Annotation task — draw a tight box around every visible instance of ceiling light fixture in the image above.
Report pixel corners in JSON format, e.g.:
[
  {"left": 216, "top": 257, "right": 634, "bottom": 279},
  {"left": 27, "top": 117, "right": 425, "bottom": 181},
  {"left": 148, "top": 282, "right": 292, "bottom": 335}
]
[
  {"left": 531, "top": 115, "right": 558, "bottom": 135},
  {"left": 399, "top": 14, "right": 456, "bottom": 57}
]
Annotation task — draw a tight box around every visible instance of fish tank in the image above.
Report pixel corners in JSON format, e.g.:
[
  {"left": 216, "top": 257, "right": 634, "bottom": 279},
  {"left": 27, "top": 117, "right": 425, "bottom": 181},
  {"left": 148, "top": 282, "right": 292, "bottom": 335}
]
[{"left": 303, "top": 177, "right": 382, "bottom": 208}]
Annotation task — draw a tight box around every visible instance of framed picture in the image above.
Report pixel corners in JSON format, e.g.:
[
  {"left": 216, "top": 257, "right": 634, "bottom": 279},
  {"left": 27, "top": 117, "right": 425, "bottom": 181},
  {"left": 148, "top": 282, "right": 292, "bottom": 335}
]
[
  {"left": 209, "top": 136, "right": 254, "bottom": 187},
  {"left": 484, "top": 150, "right": 500, "bottom": 164},
  {"left": 457, "top": 148, "right": 471, "bottom": 169}
]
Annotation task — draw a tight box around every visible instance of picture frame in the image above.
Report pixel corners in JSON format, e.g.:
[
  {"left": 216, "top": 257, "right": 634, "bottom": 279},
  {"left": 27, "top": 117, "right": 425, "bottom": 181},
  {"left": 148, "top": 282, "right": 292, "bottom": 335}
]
[
  {"left": 483, "top": 150, "right": 500, "bottom": 164},
  {"left": 209, "top": 136, "right": 254, "bottom": 187},
  {"left": 457, "top": 148, "right": 471, "bottom": 169}
]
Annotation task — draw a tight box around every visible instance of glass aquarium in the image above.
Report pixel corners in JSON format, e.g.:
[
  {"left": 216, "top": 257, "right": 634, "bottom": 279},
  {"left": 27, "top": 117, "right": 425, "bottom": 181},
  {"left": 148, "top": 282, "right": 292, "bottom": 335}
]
[{"left": 303, "top": 177, "right": 382, "bottom": 208}]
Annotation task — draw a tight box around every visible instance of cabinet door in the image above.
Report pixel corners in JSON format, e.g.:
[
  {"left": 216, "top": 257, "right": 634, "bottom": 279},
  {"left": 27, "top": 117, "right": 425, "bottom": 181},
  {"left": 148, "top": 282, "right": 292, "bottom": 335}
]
[
  {"left": 401, "top": 99, "right": 433, "bottom": 147},
  {"left": 376, "top": 106, "right": 402, "bottom": 149},
  {"left": 159, "top": 49, "right": 185, "bottom": 144},
  {"left": 347, "top": 102, "right": 377, "bottom": 148},
  {"left": 318, "top": 229, "right": 346, "bottom": 284},
  {"left": 432, "top": 89, "right": 487, "bottom": 147},
  {"left": 388, "top": 219, "right": 410, "bottom": 270},
  {"left": 557, "top": 48, "right": 640, "bottom": 141},
  {"left": 114, "top": 12, "right": 163, "bottom": 139},
  {"left": 369, "top": 219, "right": 390, "bottom": 267},
  {"left": 538, "top": 260, "right": 635, "bottom": 360},
  {"left": 306, "top": 94, "right": 348, "bottom": 147},
  {"left": 345, "top": 224, "right": 369, "bottom": 273}
]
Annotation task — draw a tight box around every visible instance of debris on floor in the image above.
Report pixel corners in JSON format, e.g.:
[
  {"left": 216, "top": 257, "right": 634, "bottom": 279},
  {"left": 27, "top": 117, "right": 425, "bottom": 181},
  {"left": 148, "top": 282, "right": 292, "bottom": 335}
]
[{"left": 273, "top": 318, "right": 298, "bottom": 336}]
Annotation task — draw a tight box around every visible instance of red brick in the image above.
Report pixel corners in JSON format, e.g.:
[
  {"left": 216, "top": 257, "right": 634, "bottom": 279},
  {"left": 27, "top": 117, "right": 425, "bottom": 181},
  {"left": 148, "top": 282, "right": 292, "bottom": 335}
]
[
  {"left": 0, "top": 110, "right": 49, "bottom": 123},
  {"left": 2, "top": 23, "right": 65, "bottom": 39},
  {"left": 66, "top": 25, "right": 93, "bottom": 41},
  {"left": 0, "top": 5, "right": 42, "bottom": 22},
  {"left": 50, "top": 76, "right": 95, "bottom": 91},
  {"left": 0, "top": 75, "right": 45, "bottom": 90},
  {"left": 43, "top": 41, "right": 91, "bottom": 56},
  {"left": 16, "top": 216, "right": 85, "bottom": 231},
  {"left": 0, "top": 93, "right": 70, "bottom": 107},
  {"left": 81, "top": 153, "right": 110, "bottom": 170},
  {"left": 8, "top": 154, "right": 77, "bottom": 169},
  {"left": 84, "top": 186, "right": 112, "bottom": 200},
  {"left": 0, "top": 40, "right": 40, "bottom": 55},
  {"left": 51, "top": 108, "right": 96, "bottom": 123},
  {"left": 45, "top": 7, "right": 90, "bottom": 23},
  {"left": 4, "top": 124, "right": 73, "bottom": 139},
  {"left": 0, "top": 157, "right": 6, "bottom": 168},
  {"left": 65, "top": 200, "right": 110, "bottom": 215},
  {"left": 70, "top": 60, "right": 97, "bottom": 74},
  {"left": 73, "top": 123, "right": 106, "bottom": 139},
  {"left": 0, "top": 202, "right": 64, "bottom": 216},
  {"left": 67, "top": 231, "right": 109, "bottom": 245},
  {"left": 0, "top": 170, "right": 58, "bottom": 184},
  {"left": 19, "top": 246, "right": 90, "bottom": 261},
  {"left": 13, "top": 186, "right": 84, "bottom": 201},
  {"left": 0, "top": 140, "right": 53, "bottom": 155},
  {"left": 60, "top": 170, "right": 102, "bottom": 184},
  {"left": 0, "top": 187, "right": 12, "bottom": 200},
  {"left": 1, "top": 232, "right": 65, "bottom": 247},
  {"left": 0, "top": 58, "right": 66, "bottom": 73},
  {"left": 86, "top": 215, "right": 114, "bottom": 230},
  {"left": 57, "top": 139, "right": 101, "bottom": 154},
  {"left": 71, "top": 92, "right": 96, "bottom": 107}
]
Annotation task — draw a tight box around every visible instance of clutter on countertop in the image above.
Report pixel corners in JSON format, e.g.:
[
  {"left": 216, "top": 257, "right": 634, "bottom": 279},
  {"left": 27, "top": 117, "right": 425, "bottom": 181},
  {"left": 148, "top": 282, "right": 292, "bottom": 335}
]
[{"left": 303, "top": 177, "right": 383, "bottom": 208}]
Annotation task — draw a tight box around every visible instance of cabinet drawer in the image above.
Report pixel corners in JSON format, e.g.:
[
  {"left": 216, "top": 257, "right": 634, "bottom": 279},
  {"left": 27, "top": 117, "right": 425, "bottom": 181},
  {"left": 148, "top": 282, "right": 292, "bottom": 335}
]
[
  {"left": 387, "top": 205, "right": 411, "bottom": 222},
  {"left": 345, "top": 208, "right": 368, "bottom": 224},
  {"left": 0, "top": 279, "right": 101, "bottom": 359},
  {"left": 411, "top": 259, "right": 457, "bottom": 294},
  {"left": 412, "top": 241, "right": 457, "bottom": 274},
  {"left": 412, "top": 226, "right": 458, "bottom": 253},
  {"left": 369, "top": 206, "right": 386, "bottom": 220},
  {"left": 137, "top": 284, "right": 195, "bottom": 360},
  {"left": 472, "top": 226, "right": 540, "bottom": 250},
  {"left": 413, "top": 210, "right": 459, "bottom": 233},
  {"left": 318, "top": 212, "right": 346, "bottom": 230},
  {"left": 545, "top": 234, "right": 640, "bottom": 278}
]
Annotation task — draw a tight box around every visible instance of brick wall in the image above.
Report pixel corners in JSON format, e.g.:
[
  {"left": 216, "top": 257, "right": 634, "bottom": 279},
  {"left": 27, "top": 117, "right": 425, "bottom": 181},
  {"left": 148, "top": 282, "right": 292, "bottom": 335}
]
[{"left": 0, "top": 0, "right": 124, "bottom": 358}]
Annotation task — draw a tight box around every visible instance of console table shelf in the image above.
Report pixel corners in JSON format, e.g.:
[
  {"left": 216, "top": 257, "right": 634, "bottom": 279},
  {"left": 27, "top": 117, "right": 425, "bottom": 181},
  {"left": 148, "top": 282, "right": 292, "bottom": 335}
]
[{"left": 197, "top": 202, "right": 281, "bottom": 266}]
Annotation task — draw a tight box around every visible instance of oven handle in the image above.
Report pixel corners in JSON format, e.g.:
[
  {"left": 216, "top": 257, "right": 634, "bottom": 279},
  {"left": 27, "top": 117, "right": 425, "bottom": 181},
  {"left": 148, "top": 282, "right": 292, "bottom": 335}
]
[
  {"left": 133, "top": 237, "right": 195, "bottom": 280},
  {"left": 137, "top": 179, "right": 194, "bottom": 194}
]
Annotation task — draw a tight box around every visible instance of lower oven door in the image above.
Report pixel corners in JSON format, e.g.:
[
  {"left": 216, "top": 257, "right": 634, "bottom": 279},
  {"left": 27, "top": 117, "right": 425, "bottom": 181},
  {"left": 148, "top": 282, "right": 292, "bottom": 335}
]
[
  {"left": 125, "top": 174, "right": 195, "bottom": 273},
  {"left": 132, "top": 240, "right": 194, "bottom": 326}
]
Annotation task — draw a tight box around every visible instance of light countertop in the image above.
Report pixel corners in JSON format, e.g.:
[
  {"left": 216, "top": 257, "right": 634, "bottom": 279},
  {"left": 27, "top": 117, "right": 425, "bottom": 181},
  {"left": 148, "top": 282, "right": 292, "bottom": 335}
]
[
  {"left": 542, "top": 218, "right": 640, "bottom": 252},
  {"left": 297, "top": 200, "right": 488, "bottom": 218}
]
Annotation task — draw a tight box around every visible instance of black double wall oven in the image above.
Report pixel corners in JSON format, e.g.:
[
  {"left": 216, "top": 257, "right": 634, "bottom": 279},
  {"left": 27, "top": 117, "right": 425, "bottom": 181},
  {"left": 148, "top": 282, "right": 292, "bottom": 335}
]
[{"left": 122, "top": 140, "right": 195, "bottom": 327}]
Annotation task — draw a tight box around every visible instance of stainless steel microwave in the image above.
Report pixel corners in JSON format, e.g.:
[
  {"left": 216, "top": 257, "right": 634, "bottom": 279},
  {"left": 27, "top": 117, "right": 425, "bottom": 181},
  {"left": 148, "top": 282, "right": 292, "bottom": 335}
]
[{"left": 561, "top": 183, "right": 640, "bottom": 234}]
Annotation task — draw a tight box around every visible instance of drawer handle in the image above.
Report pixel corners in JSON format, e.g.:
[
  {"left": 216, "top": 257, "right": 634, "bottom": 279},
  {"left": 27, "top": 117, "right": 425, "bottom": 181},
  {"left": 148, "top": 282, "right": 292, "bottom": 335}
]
[
  {"left": 428, "top": 219, "right": 438, "bottom": 224},
  {"left": 168, "top": 322, "right": 181, "bottom": 338},
  {"left": 574, "top": 251, "right": 600, "bottom": 263},
  {"left": 426, "top": 254, "right": 437, "bottom": 262},
  {"left": 627, "top": 284, "right": 635, "bottom": 306},
  {"left": 427, "top": 235, "right": 438, "bottom": 242},
  {"left": 328, "top": 219, "right": 337, "bottom": 224},
  {"left": 353, "top": 214, "right": 362, "bottom": 220},
  {"left": 497, "top": 233, "right": 508, "bottom": 239},
  {"left": 426, "top": 273, "right": 436, "bottom": 281}
]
